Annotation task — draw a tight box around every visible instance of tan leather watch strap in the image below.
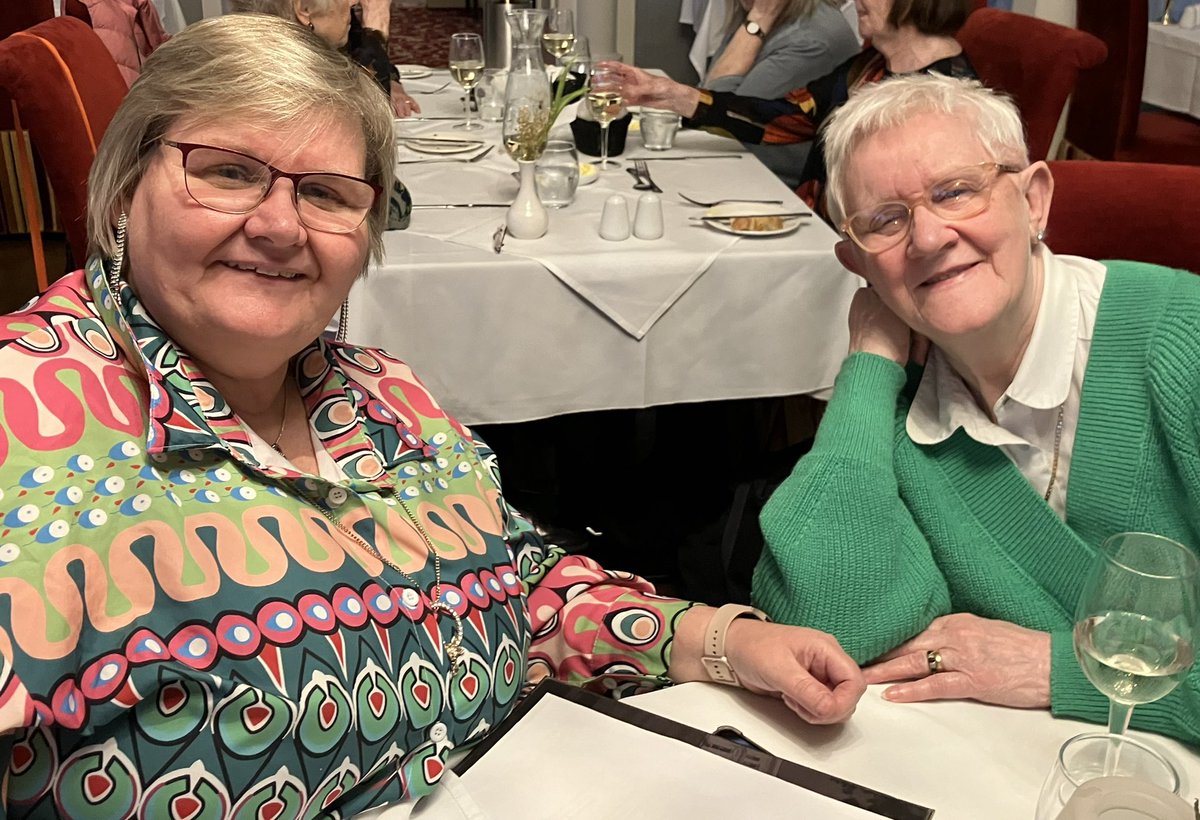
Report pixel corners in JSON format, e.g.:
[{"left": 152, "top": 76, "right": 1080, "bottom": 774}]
[{"left": 701, "top": 604, "right": 768, "bottom": 686}]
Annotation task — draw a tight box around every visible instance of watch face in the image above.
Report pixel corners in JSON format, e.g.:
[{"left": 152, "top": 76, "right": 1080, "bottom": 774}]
[{"left": 745, "top": 20, "right": 762, "bottom": 36}]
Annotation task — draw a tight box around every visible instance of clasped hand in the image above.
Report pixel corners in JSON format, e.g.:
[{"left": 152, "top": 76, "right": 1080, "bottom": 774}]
[
  {"left": 724, "top": 619, "right": 866, "bottom": 724},
  {"left": 864, "top": 613, "right": 1052, "bottom": 709}
]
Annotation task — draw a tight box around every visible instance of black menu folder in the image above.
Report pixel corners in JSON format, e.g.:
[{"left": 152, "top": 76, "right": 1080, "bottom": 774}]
[{"left": 455, "top": 679, "right": 934, "bottom": 819}]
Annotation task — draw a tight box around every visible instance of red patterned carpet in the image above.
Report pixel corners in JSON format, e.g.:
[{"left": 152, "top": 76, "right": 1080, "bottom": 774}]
[{"left": 388, "top": 7, "right": 482, "bottom": 67}]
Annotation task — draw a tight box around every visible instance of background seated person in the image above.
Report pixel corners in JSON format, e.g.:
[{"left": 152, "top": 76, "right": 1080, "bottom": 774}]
[
  {"left": 606, "top": 0, "right": 972, "bottom": 200},
  {"left": 752, "top": 72, "right": 1200, "bottom": 745},
  {"left": 701, "top": 0, "right": 858, "bottom": 183},
  {"left": 231, "top": 0, "right": 421, "bottom": 117},
  {"left": 0, "top": 15, "right": 864, "bottom": 815}
]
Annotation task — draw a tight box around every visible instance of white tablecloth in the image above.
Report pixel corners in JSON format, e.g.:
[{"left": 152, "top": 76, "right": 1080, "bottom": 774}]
[
  {"left": 1145, "top": 22, "right": 1200, "bottom": 118},
  {"left": 345, "top": 72, "right": 858, "bottom": 425},
  {"left": 626, "top": 683, "right": 1200, "bottom": 820}
]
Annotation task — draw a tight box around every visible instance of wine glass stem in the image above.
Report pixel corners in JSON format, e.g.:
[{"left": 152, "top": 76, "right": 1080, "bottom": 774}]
[
  {"left": 465, "top": 89, "right": 475, "bottom": 129},
  {"left": 1107, "top": 699, "right": 1134, "bottom": 735},
  {"left": 600, "top": 122, "right": 609, "bottom": 168}
]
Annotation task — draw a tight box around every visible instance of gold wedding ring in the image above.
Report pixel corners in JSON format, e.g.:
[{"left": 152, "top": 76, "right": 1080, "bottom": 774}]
[{"left": 926, "top": 649, "right": 944, "bottom": 674}]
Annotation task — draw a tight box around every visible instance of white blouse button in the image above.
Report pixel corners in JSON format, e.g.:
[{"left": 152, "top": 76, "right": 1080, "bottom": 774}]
[
  {"left": 327, "top": 487, "right": 349, "bottom": 506},
  {"left": 430, "top": 722, "right": 448, "bottom": 742},
  {"left": 401, "top": 588, "right": 421, "bottom": 607}
]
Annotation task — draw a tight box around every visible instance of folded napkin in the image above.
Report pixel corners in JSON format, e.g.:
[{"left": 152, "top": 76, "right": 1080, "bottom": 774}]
[{"left": 1179, "top": 4, "right": 1199, "bottom": 28}]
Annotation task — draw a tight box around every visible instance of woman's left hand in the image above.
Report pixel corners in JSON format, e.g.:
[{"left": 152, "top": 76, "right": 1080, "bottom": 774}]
[
  {"left": 391, "top": 84, "right": 421, "bottom": 117},
  {"left": 725, "top": 619, "right": 867, "bottom": 724},
  {"left": 864, "top": 613, "right": 1052, "bottom": 708}
]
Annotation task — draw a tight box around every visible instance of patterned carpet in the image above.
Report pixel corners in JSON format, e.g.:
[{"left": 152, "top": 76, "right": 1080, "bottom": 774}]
[{"left": 388, "top": 7, "right": 483, "bottom": 67}]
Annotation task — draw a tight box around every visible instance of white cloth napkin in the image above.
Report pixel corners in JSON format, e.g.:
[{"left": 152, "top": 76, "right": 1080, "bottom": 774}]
[
  {"left": 1179, "top": 4, "right": 1200, "bottom": 28},
  {"left": 398, "top": 164, "right": 742, "bottom": 340}
]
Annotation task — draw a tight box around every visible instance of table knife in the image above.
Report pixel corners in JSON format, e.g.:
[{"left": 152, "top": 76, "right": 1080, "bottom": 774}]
[
  {"left": 412, "top": 203, "right": 511, "bottom": 209},
  {"left": 633, "top": 154, "right": 743, "bottom": 161},
  {"left": 691, "top": 211, "right": 812, "bottom": 221}
]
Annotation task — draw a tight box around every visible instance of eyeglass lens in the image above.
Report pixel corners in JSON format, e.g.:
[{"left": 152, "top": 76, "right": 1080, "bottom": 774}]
[
  {"left": 847, "top": 164, "right": 1013, "bottom": 252},
  {"left": 178, "top": 144, "right": 376, "bottom": 233}
]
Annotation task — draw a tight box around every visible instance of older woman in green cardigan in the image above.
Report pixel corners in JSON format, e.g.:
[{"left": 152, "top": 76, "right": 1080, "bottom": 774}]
[{"left": 752, "top": 73, "right": 1200, "bottom": 744}]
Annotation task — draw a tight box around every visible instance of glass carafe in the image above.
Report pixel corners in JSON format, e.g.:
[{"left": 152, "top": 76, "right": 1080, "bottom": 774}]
[{"left": 502, "top": 8, "right": 551, "bottom": 239}]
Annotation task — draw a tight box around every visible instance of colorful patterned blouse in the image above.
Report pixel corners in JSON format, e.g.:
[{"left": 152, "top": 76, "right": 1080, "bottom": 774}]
[{"left": 0, "top": 263, "right": 695, "bottom": 818}]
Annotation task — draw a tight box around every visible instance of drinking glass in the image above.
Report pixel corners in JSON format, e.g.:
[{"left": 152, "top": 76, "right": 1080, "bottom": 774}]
[
  {"left": 587, "top": 66, "right": 623, "bottom": 170},
  {"left": 1073, "top": 532, "right": 1199, "bottom": 738},
  {"left": 1034, "top": 732, "right": 1182, "bottom": 820},
  {"left": 639, "top": 109, "right": 681, "bottom": 151},
  {"left": 534, "top": 140, "right": 579, "bottom": 208},
  {"left": 448, "top": 32, "right": 485, "bottom": 131},
  {"left": 543, "top": 9, "right": 575, "bottom": 68},
  {"left": 477, "top": 69, "right": 506, "bottom": 122}
]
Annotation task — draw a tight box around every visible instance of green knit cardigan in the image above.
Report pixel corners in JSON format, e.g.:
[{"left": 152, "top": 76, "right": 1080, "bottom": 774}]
[{"left": 754, "top": 261, "right": 1200, "bottom": 745}]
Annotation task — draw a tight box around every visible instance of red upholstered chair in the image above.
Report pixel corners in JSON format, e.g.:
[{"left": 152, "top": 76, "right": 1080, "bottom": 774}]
[
  {"left": 0, "top": 0, "right": 55, "bottom": 39},
  {"left": 1066, "top": 0, "right": 1200, "bottom": 166},
  {"left": 1045, "top": 160, "right": 1200, "bottom": 274},
  {"left": 956, "top": 8, "right": 1107, "bottom": 161},
  {"left": 0, "top": 17, "right": 127, "bottom": 290}
]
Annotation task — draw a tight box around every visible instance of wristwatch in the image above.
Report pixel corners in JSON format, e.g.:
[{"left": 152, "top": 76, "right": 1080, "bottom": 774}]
[
  {"left": 701, "top": 604, "right": 769, "bottom": 686},
  {"left": 743, "top": 19, "right": 766, "bottom": 39}
]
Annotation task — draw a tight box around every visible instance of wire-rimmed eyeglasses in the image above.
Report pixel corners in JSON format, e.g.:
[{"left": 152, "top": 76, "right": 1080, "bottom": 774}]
[
  {"left": 841, "top": 162, "right": 1022, "bottom": 254},
  {"left": 161, "top": 139, "right": 382, "bottom": 234}
]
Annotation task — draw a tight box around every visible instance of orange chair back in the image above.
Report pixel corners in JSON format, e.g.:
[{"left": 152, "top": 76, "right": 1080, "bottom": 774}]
[
  {"left": 1045, "top": 160, "right": 1200, "bottom": 274},
  {"left": 0, "top": 17, "right": 127, "bottom": 287},
  {"left": 957, "top": 8, "right": 1107, "bottom": 161}
]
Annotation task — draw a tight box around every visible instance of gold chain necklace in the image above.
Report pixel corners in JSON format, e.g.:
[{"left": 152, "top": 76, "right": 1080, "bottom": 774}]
[
  {"left": 1043, "top": 403, "right": 1065, "bottom": 501},
  {"left": 270, "top": 386, "right": 289, "bottom": 453},
  {"left": 313, "top": 498, "right": 465, "bottom": 668}
]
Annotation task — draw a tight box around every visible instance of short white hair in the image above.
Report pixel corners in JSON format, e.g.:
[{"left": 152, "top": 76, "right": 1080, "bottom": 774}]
[{"left": 823, "top": 73, "right": 1029, "bottom": 227}]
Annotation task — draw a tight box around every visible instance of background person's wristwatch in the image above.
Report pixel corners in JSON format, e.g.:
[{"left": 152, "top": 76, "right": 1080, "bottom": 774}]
[{"left": 743, "top": 19, "right": 766, "bottom": 39}]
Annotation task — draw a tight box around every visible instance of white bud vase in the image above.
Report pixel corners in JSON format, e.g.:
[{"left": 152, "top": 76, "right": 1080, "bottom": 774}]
[{"left": 506, "top": 160, "right": 548, "bottom": 239}]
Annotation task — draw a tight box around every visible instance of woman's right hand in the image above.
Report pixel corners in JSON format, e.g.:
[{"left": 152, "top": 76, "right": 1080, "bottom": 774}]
[
  {"left": 600, "top": 62, "right": 701, "bottom": 118},
  {"left": 848, "top": 288, "right": 928, "bottom": 365}
]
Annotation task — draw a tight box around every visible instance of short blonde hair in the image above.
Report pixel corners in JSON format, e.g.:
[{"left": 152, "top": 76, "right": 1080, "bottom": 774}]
[
  {"left": 87, "top": 13, "right": 394, "bottom": 270},
  {"left": 822, "top": 73, "right": 1029, "bottom": 227}
]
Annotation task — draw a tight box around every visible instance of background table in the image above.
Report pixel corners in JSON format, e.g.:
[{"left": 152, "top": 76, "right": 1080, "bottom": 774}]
[
  {"left": 347, "top": 71, "right": 859, "bottom": 425},
  {"left": 627, "top": 683, "right": 1200, "bottom": 820},
  {"left": 1145, "top": 23, "right": 1200, "bottom": 118}
]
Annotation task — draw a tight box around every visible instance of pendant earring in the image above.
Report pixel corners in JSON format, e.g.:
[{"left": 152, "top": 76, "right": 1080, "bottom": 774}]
[
  {"left": 107, "top": 212, "right": 128, "bottom": 296},
  {"left": 336, "top": 299, "right": 349, "bottom": 344}
]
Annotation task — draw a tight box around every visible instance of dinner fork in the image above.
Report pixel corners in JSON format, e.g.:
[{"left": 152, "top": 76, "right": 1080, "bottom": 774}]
[
  {"left": 678, "top": 193, "right": 784, "bottom": 207},
  {"left": 633, "top": 159, "right": 663, "bottom": 194},
  {"left": 397, "top": 145, "right": 494, "bottom": 164},
  {"left": 412, "top": 81, "right": 452, "bottom": 94}
]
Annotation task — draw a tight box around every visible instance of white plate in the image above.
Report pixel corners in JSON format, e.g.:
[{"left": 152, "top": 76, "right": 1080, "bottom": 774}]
[
  {"left": 578, "top": 163, "right": 598, "bottom": 185},
  {"left": 401, "top": 133, "right": 486, "bottom": 155},
  {"left": 702, "top": 203, "right": 804, "bottom": 237},
  {"left": 396, "top": 64, "right": 433, "bottom": 80}
]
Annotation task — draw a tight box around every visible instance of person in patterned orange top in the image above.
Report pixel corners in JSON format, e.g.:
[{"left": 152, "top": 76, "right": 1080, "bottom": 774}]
[
  {"left": 0, "top": 14, "right": 863, "bottom": 817},
  {"left": 607, "top": 0, "right": 975, "bottom": 216}
]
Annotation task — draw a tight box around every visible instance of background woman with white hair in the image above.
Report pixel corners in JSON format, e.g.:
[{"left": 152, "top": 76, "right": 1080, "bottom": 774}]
[{"left": 752, "top": 72, "right": 1200, "bottom": 745}]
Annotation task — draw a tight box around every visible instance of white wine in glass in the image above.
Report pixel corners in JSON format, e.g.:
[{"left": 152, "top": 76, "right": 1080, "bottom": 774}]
[
  {"left": 448, "top": 32, "right": 485, "bottom": 131},
  {"left": 1073, "top": 532, "right": 1199, "bottom": 737},
  {"left": 542, "top": 10, "right": 575, "bottom": 65},
  {"left": 586, "top": 67, "right": 623, "bottom": 170}
]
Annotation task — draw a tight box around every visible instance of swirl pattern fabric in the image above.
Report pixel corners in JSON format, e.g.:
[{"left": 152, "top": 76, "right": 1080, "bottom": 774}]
[{"left": 0, "top": 263, "right": 695, "bottom": 817}]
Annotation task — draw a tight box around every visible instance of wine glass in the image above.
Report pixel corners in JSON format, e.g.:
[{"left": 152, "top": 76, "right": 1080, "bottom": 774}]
[
  {"left": 1073, "top": 532, "right": 1199, "bottom": 739},
  {"left": 587, "top": 66, "right": 624, "bottom": 170},
  {"left": 542, "top": 9, "right": 575, "bottom": 69},
  {"left": 448, "top": 32, "right": 485, "bottom": 131}
]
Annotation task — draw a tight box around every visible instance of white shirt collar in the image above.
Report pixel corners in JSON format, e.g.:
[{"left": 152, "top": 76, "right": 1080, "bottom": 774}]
[{"left": 907, "top": 245, "right": 1085, "bottom": 445}]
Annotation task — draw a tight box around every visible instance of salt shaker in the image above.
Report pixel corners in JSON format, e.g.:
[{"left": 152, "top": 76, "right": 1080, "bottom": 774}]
[
  {"left": 599, "top": 194, "right": 630, "bottom": 241},
  {"left": 633, "top": 193, "right": 664, "bottom": 240}
]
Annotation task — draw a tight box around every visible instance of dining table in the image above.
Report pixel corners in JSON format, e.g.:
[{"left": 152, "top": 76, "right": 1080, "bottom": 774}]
[
  {"left": 624, "top": 682, "right": 1200, "bottom": 819},
  {"left": 1145, "top": 21, "right": 1200, "bottom": 119},
  {"left": 344, "top": 68, "right": 859, "bottom": 426}
]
